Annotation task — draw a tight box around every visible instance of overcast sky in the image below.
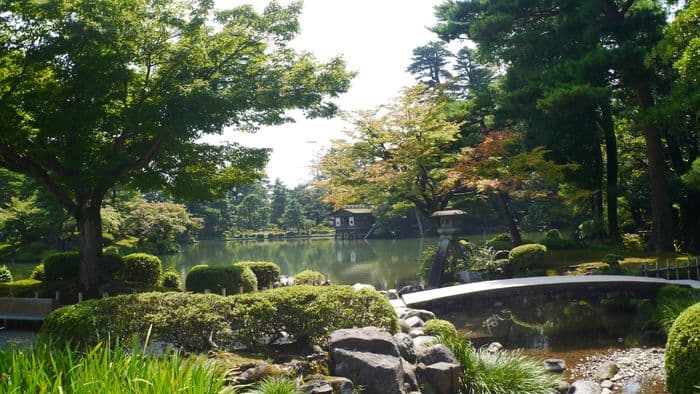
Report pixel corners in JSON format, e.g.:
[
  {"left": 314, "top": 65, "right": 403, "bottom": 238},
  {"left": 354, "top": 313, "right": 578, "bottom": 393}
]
[{"left": 210, "top": 0, "right": 449, "bottom": 186}]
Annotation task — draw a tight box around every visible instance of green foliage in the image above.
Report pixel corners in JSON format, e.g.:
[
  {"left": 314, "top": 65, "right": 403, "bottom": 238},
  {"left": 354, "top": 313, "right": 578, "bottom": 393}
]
[
  {"left": 438, "top": 334, "right": 557, "bottom": 394},
  {"left": 602, "top": 254, "right": 624, "bottom": 271},
  {"left": 100, "top": 252, "right": 125, "bottom": 278},
  {"left": 0, "top": 340, "right": 229, "bottom": 393},
  {"left": 43, "top": 252, "right": 81, "bottom": 282},
  {"left": 233, "top": 261, "right": 281, "bottom": 288},
  {"left": 424, "top": 319, "right": 458, "bottom": 338},
  {"left": 622, "top": 233, "right": 645, "bottom": 250},
  {"left": 121, "top": 253, "right": 162, "bottom": 285},
  {"left": 484, "top": 233, "right": 515, "bottom": 251},
  {"left": 161, "top": 271, "right": 181, "bottom": 289},
  {"left": 644, "top": 286, "right": 699, "bottom": 334},
  {"left": 508, "top": 244, "right": 547, "bottom": 270},
  {"left": 42, "top": 286, "right": 398, "bottom": 351},
  {"left": 247, "top": 376, "right": 302, "bottom": 394},
  {"left": 0, "top": 279, "right": 43, "bottom": 297},
  {"left": 122, "top": 199, "right": 203, "bottom": 254},
  {"left": 30, "top": 263, "right": 45, "bottom": 281},
  {"left": 544, "top": 229, "right": 561, "bottom": 242},
  {"left": 0, "top": 265, "right": 12, "bottom": 282},
  {"left": 185, "top": 264, "right": 257, "bottom": 294},
  {"left": 294, "top": 270, "right": 326, "bottom": 285},
  {"left": 665, "top": 302, "right": 700, "bottom": 393},
  {"left": 682, "top": 158, "right": 700, "bottom": 191}
]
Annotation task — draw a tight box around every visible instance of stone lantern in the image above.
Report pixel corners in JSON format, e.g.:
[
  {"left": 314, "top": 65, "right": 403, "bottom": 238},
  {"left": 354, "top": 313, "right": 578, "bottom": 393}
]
[{"left": 427, "top": 209, "right": 466, "bottom": 288}]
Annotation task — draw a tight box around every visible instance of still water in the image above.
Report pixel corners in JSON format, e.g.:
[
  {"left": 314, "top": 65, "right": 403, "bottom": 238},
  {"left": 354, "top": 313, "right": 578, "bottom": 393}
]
[{"left": 159, "top": 238, "right": 438, "bottom": 289}]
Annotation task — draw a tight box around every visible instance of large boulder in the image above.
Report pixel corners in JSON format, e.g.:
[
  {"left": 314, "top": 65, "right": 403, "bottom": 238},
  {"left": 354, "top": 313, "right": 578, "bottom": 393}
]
[
  {"left": 393, "top": 333, "right": 416, "bottom": 362},
  {"left": 416, "top": 362, "right": 461, "bottom": 394},
  {"left": 402, "top": 309, "right": 435, "bottom": 322},
  {"left": 331, "top": 348, "right": 404, "bottom": 394},
  {"left": 543, "top": 358, "right": 566, "bottom": 373},
  {"left": 412, "top": 335, "right": 438, "bottom": 354},
  {"left": 593, "top": 361, "right": 619, "bottom": 381},
  {"left": 330, "top": 327, "right": 399, "bottom": 358},
  {"left": 416, "top": 344, "right": 458, "bottom": 365},
  {"left": 568, "top": 380, "right": 601, "bottom": 394},
  {"left": 401, "top": 357, "right": 419, "bottom": 392},
  {"left": 301, "top": 375, "right": 355, "bottom": 394}
]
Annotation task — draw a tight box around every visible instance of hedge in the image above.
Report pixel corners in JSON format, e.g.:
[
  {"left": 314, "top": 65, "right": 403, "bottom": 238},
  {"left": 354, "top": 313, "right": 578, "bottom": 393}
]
[
  {"left": 665, "top": 302, "right": 700, "bottom": 393},
  {"left": 295, "top": 269, "right": 326, "bottom": 285},
  {"left": 41, "top": 285, "right": 399, "bottom": 351},
  {"left": 43, "top": 252, "right": 81, "bottom": 282},
  {"left": 185, "top": 264, "right": 257, "bottom": 294},
  {"left": 101, "top": 252, "right": 125, "bottom": 278},
  {"left": 508, "top": 243, "right": 547, "bottom": 270},
  {"left": 161, "top": 271, "right": 181, "bottom": 289},
  {"left": 233, "top": 261, "right": 280, "bottom": 288},
  {"left": 121, "top": 253, "right": 161, "bottom": 285}
]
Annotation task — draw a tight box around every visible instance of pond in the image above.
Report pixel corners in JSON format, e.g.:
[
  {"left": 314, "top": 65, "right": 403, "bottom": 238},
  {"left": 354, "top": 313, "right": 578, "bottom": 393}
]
[{"left": 160, "top": 238, "right": 437, "bottom": 289}]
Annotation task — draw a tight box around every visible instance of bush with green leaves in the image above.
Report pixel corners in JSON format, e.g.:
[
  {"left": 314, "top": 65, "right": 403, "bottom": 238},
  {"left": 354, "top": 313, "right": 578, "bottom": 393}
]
[
  {"left": 29, "top": 263, "right": 45, "bottom": 281},
  {"left": 544, "top": 229, "right": 561, "bottom": 242},
  {"left": 185, "top": 264, "right": 257, "bottom": 294},
  {"left": 644, "top": 286, "right": 699, "bottom": 334},
  {"left": 665, "top": 302, "right": 700, "bottom": 393},
  {"left": 100, "top": 252, "right": 125, "bottom": 278},
  {"left": 161, "top": 271, "right": 181, "bottom": 289},
  {"left": 485, "top": 233, "right": 514, "bottom": 251},
  {"left": 508, "top": 244, "right": 547, "bottom": 271},
  {"left": 43, "top": 252, "right": 81, "bottom": 282},
  {"left": 438, "top": 334, "right": 558, "bottom": 394},
  {"left": 247, "top": 376, "right": 301, "bottom": 394},
  {"left": 424, "top": 319, "right": 458, "bottom": 338},
  {"left": 0, "top": 265, "right": 12, "bottom": 282},
  {"left": 541, "top": 228, "right": 579, "bottom": 250},
  {"left": 42, "top": 286, "right": 398, "bottom": 352},
  {"left": 121, "top": 253, "right": 162, "bottom": 285},
  {"left": 233, "top": 261, "right": 280, "bottom": 288},
  {"left": 294, "top": 269, "right": 326, "bottom": 285}
]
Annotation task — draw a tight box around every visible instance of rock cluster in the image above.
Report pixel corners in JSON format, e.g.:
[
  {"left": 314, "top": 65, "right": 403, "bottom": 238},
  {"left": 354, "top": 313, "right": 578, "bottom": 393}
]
[{"left": 329, "top": 326, "right": 461, "bottom": 394}]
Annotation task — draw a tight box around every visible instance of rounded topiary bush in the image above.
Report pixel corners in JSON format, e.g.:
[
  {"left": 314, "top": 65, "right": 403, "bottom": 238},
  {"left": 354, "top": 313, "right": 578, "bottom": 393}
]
[
  {"left": 0, "top": 265, "right": 12, "bottom": 282},
  {"left": 295, "top": 269, "right": 326, "bottom": 285},
  {"left": 161, "top": 271, "right": 181, "bottom": 289},
  {"left": 43, "top": 252, "right": 81, "bottom": 281},
  {"left": 185, "top": 264, "right": 257, "bottom": 294},
  {"left": 425, "top": 319, "right": 458, "bottom": 338},
  {"left": 121, "top": 253, "right": 162, "bottom": 285},
  {"left": 233, "top": 261, "right": 280, "bottom": 288},
  {"left": 30, "top": 263, "right": 45, "bottom": 281},
  {"left": 665, "top": 302, "right": 700, "bottom": 393},
  {"left": 544, "top": 229, "right": 561, "bottom": 242},
  {"left": 508, "top": 243, "right": 547, "bottom": 270}
]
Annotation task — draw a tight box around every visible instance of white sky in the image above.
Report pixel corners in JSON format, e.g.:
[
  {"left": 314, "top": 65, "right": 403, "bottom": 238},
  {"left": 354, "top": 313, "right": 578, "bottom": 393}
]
[{"left": 210, "top": 0, "right": 449, "bottom": 186}]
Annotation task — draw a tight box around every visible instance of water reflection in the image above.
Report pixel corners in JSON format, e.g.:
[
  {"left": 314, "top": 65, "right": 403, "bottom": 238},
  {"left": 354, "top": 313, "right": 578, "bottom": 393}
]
[{"left": 159, "top": 238, "right": 433, "bottom": 288}]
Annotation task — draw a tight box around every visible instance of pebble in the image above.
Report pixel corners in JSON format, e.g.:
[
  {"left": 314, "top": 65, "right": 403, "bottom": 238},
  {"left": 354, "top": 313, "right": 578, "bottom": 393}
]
[{"left": 569, "top": 347, "right": 666, "bottom": 391}]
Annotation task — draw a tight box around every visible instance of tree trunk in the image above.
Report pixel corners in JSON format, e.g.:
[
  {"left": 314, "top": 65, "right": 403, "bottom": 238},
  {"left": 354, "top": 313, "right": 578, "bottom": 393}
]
[
  {"left": 634, "top": 83, "right": 675, "bottom": 252},
  {"left": 76, "top": 203, "right": 103, "bottom": 291},
  {"left": 592, "top": 135, "right": 605, "bottom": 240},
  {"left": 600, "top": 101, "right": 620, "bottom": 240},
  {"left": 496, "top": 191, "right": 522, "bottom": 245}
]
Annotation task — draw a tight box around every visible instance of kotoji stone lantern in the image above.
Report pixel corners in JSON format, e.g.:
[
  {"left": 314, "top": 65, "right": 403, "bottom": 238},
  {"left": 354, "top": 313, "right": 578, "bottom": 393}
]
[{"left": 427, "top": 209, "right": 466, "bottom": 288}]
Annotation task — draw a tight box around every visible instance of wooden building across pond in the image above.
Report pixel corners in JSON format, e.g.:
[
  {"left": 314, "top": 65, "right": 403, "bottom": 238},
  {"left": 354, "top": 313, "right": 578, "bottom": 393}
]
[{"left": 331, "top": 206, "right": 375, "bottom": 240}]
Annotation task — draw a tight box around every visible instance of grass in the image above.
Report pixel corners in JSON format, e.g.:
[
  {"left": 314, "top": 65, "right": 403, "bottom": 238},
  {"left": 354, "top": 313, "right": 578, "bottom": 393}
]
[
  {"left": 244, "top": 377, "right": 301, "bottom": 394},
  {"left": 437, "top": 334, "right": 558, "bottom": 394},
  {"left": 0, "top": 339, "right": 232, "bottom": 394}
]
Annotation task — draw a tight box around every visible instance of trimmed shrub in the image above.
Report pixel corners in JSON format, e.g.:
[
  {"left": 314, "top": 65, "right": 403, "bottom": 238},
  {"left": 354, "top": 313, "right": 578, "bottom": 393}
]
[
  {"left": 425, "top": 319, "right": 458, "bottom": 338},
  {"left": 43, "top": 252, "right": 81, "bottom": 282},
  {"left": 185, "top": 264, "right": 257, "bottom": 294},
  {"left": 161, "top": 271, "right": 181, "bottom": 289},
  {"left": 100, "top": 252, "right": 125, "bottom": 278},
  {"left": 508, "top": 243, "right": 547, "bottom": 270},
  {"left": 665, "top": 302, "right": 700, "bottom": 393},
  {"left": 233, "top": 261, "right": 281, "bottom": 288},
  {"left": 295, "top": 269, "right": 326, "bottom": 285},
  {"left": 30, "top": 264, "right": 46, "bottom": 281},
  {"left": 121, "top": 253, "right": 161, "bottom": 285},
  {"left": 544, "top": 229, "right": 561, "bottom": 242},
  {"left": 42, "top": 286, "right": 398, "bottom": 351},
  {"left": 0, "top": 265, "right": 12, "bottom": 282}
]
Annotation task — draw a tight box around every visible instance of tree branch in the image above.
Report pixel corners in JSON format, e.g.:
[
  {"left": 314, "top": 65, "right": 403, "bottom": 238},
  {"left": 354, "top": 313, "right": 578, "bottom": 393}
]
[{"left": 111, "top": 134, "right": 166, "bottom": 179}]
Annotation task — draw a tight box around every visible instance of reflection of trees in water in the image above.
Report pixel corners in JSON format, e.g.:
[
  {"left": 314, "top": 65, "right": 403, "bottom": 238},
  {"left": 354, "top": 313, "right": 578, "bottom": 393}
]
[
  {"left": 159, "top": 238, "right": 427, "bottom": 286},
  {"left": 473, "top": 298, "right": 641, "bottom": 349}
]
